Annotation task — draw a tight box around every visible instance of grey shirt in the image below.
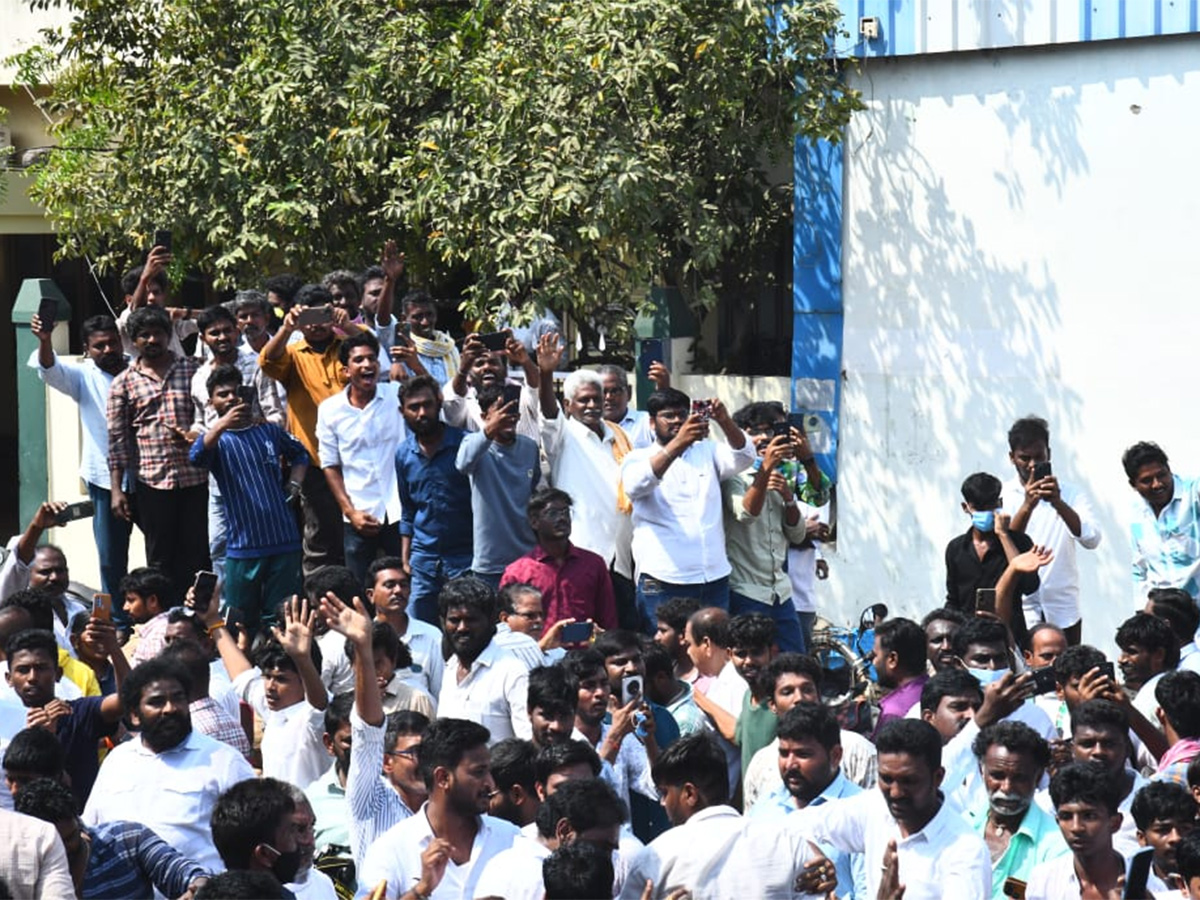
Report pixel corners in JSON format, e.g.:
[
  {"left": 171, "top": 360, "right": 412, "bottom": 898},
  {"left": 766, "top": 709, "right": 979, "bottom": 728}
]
[{"left": 456, "top": 431, "right": 541, "bottom": 574}]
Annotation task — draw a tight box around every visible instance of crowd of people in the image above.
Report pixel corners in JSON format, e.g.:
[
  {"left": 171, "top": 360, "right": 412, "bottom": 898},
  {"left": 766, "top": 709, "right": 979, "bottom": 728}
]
[{"left": 2, "top": 244, "right": 1200, "bottom": 899}]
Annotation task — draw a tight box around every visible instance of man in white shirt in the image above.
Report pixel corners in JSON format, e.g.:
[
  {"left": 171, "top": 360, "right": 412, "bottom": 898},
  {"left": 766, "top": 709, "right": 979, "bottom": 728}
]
[
  {"left": 474, "top": 776, "right": 627, "bottom": 900},
  {"left": 1002, "top": 416, "right": 1101, "bottom": 644},
  {"left": 436, "top": 578, "right": 531, "bottom": 744},
  {"left": 620, "top": 388, "right": 755, "bottom": 628},
  {"left": 1026, "top": 762, "right": 1126, "bottom": 900},
  {"left": 684, "top": 607, "right": 749, "bottom": 793},
  {"left": 441, "top": 331, "right": 541, "bottom": 442},
  {"left": 0, "top": 806, "right": 77, "bottom": 900},
  {"left": 83, "top": 656, "right": 256, "bottom": 873},
  {"left": 808, "top": 719, "right": 991, "bottom": 900},
  {"left": 29, "top": 311, "right": 133, "bottom": 604},
  {"left": 356, "top": 718, "right": 521, "bottom": 900},
  {"left": 618, "top": 731, "right": 827, "bottom": 900},
  {"left": 367, "top": 558, "right": 445, "bottom": 697},
  {"left": 316, "top": 331, "right": 405, "bottom": 586}
]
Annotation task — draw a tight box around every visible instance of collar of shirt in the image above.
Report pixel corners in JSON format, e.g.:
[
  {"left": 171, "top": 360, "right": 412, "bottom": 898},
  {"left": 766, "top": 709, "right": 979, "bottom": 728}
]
[
  {"left": 457, "top": 638, "right": 501, "bottom": 677},
  {"left": 565, "top": 415, "right": 615, "bottom": 446},
  {"left": 899, "top": 794, "right": 961, "bottom": 848},
  {"left": 133, "top": 728, "right": 202, "bottom": 757},
  {"left": 765, "top": 769, "right": 854, "bottom": 811},
  {"left": 131, "top": 351, "right": 180, "bottom": 379},
  {"left": 529, "top": 542, "right": 579, "bottom": 564},
  {"left": 685, "top": 805, "right": 742, "bottom": 826},
  {"left": 312, "top": 762, "right": 346, "bottom": 797},
  {"left": 966, "top": 793, "right": 1051, "bottom": 845}
]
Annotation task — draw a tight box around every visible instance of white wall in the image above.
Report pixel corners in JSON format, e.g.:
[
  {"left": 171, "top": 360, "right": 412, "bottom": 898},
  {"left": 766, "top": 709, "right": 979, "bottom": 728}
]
[{"left": 826, "top": 33, "right": 1200, "bottom": 652}]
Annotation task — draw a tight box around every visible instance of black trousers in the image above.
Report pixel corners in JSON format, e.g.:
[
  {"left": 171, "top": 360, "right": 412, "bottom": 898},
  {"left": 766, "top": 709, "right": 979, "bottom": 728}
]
[{"left": 136, "top": 481, "right": 210, "bottom": 605}]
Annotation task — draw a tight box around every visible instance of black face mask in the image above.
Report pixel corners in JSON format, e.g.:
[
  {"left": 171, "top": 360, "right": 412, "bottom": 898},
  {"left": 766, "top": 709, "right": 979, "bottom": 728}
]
[{"left": 264, "top": 844, "right": 303, "bottom": 884}]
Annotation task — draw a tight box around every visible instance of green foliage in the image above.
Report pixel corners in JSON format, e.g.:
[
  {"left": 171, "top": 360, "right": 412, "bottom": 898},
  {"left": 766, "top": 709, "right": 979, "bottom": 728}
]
[{"left": 16, "top": 0, "right": 860, "bottom": 322}]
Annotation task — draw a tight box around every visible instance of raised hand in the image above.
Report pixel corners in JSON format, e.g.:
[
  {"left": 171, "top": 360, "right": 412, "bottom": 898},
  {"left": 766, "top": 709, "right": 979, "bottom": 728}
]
[
  {"left": 381, "top": 239, "right": 405, "bottom": 281},
  {"left": 318, "top": 592, "right": 372, "bottom": 647},
  {"left": 1010, "top": 544, "right": 1054, "bottom": 573},
  {"left": 31, "top": 501, "right": 67, "bottom": 531},
  {"left": 271, "top": 595, "right": 315, "bottom": 660},
  {"left": 416, "top": 838, "right": 454, "bottom": 898},
  {"left": 877, "top": 839, "right": 905, "bottom": 899},
  {"left": 647, "top": 361, "right": 671, "bottom": 389},
  {"left": 536, "top": 331, "right": 564, "bottom": 374}
]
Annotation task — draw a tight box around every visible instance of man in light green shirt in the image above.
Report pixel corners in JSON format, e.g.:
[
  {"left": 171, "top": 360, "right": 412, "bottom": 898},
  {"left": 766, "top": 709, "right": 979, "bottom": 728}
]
[
  {"left": 723, "top": 401, "right": 829, "bottom": 654},
  {"left": 965, "top": 720, "right": 1068, "bottom": 898}
]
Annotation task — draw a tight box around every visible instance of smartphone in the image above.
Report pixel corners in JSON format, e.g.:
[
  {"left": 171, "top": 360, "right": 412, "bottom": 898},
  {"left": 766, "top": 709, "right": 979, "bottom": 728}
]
[
  {"left": 192, "top": 570, "right": 218, "bottom": 614},
  {"left": 770, "top": 421, "right": 792, "bottom": 439},
  {"left": 55, "top": 500, "right": 95, "bottom": 526},
  {"left": 500, "top": 383, "right": 523, "bottom": 409},
  {"left": 559, "top": 621, "right": 594, "bottom": 644},
  {"left": 296, "top": 305, "right": 333, "bottom": 327},
  {"left": 1032, "top": 461, "right": 1052, "bottom": 481},
  {"left": 236, "top": 385, "right": 256, "bottom": 407},
  {"left": 1001, "top": 877, "right": 1027, "bottom": 899},
  {"left": 640, "top": 338, "right": 665, "bottom": 374},
  {"left": 1123, "top": 847, "right": 1153, "bottom": 900},
  {"left": 92, "top": 593, "right": 113, "bottom": 622},
  {"left": 1031, "top": 666, "right": 1057, "bottom": 695},
  {"left": 691, "top": 399, "right": 713, "bottom": 421},
  {"left": 478, "top": 331, "right": 509, "bottom": 352},
  {"left": 153, "top": 229, "right": 172, "bottom": 252},
  {"left": 974, "top": 588, "right": 997, "bottom": 614},
  {"left": 37, "top": 297, "right": 58, "bottom": 330},
  {"left": 620, "top": 674, "right": 643, "bottom": 707},
  {"left": 1102, "top": 661, "right": 1116, "bottom": 683}
]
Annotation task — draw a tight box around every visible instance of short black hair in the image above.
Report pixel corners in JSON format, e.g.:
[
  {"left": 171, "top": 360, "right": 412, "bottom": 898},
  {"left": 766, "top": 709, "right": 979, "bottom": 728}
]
[
  {"left": 264, "top": 273, "right": 304, "bottom": 307},
  {"left": 338, "top": 330, "right": 380, "bottom": 366},
  {"left": 592, "top": 629, "right": 642, "bottom": 662},
  {"left": 1049, "top": 761, "right": 1121, "bottom": 815},
  {"left": 776, "top": 702, "right": 840, "bottom": 752},
  {"left": 366, "top": 556, "right": 407, "bottom": 591},
  {"left": 252, "top": 639, "right": 302, "bottom": 677},
  {"left": 960, "top": 472, "right": 1002, "bottom": 509},
  {"left": 211, "top": 777, "right": 296, "bottom": 869},
  {"left": 499, "top": 583, "right": 541, "bottom": 617},
  {"left": 398, "top": 374, "right": 441, "bottom": 406},
  {"left": 760, "top": 652, "right": 823, "bottom": 697},
  {"left": 294, "top": 283, "right": 334, "bottom": 309},
  {"left": 305, "top": 566, "right": 369, "bottom": 614},
  {"left": 0, "top": 588, "right": 56, "bottom": 632},
  {"left": 731, "top": 401, "right": 786, "bottom": 431},
  {"left": 80, "top": 314, "right": 119, "bottom": 344},
  {"left": 971, "top": 720, "right": 1050, "bottom": 769},
  {"left": 1177, "top": 830, "right": 1200, "bottom": 883},
  {"left": 3, "top": 727, "right": 65, "bottom": 782},
  {"left": 534, "top": 777, "right": 627, "bottom": 840},
  {"left": 4, "top": 628, "right": 57, "bottom": 665},
  {"left": 195, "top": 870, "right": 288, "bottom": 900},
  {"left": 650, "top": 732, "right": 728, "bottom": 806},
  {"left": 344, "top": 621, "right": 411, "bottom": 670},
  {"left": 687, "top": 608, "right": 730, "bottom": 650},
  {"left": 119, "top": 656, "right": 193, "bottom": 714},
  {"left": 205, "top": 363, "right": 243, "bottom": 397},
  {"left": 402, "top": 289, "right": 436, "bottom": 311},
  {"left": 1116, "top": 612, "right": 1180, "bottom": 670},
  {"left": 542, "top": 842, "right": 614, "bottom": 900},
  {"left": 528, "top": 487, "right": 572, "bottom": 519},
  {"left": 655, "top": 596, "right": 702, "bottom": 634},
  {"left": 533, "top": 739, "right": 602, "bottom": 786},
  {"left": 527, "top": 665, "right": 576, "bottom": 717},
  {"left": 120, "top": 566, "right": 173, "bottom": 606},
  {"left": 158, "top": 639, "right": 212, "bottom": 694},
  {"left": 875, "top": 618, "right": 927, "bottom": 675},
  {"left": 166, "top": 606, "right": 207, "bottom": 641},
  {"left": 875, "top": 719, "right": 942, "bottom": 773},
  {"left": 920, "top": 607, "right": 967, "bottom": 630},
  {"left": 122, "top": 264, "right": 168, "bottom": 296},
  {"left": 1007, "top": 416, "right": 1050, "bottom": 451},
  {"left": 417, "top": 718, "right": 491, "bottom": 790},
  {"left": 1156, "top": 670, "right": 1200, "bottom": 739},
  {"left": 1122, "top": 442, "right": 1169, "bottom": 480},
  {"left": 950, "top": 617, "right": 1008, "bottom": 661},
  {"left": 196, "top": 304, "right": 236, "bottom": 334},
  {"left": 127, "top": 305, "right": 172, "bottom": 340},
  {"left": 384, "top": 709, "right": 430, "bottom": 755},
  {"left": 1053, "top": 644, "right": 1109, "bottom": 686},
  {"left": 562, "top": 648, "right": 607, "bottom": 691},
  {"left": 490, "top": 738, "right": 538, "bottom": 794},
  {"left": 919, "top": 668, "right": 983, "bottom": 714},
  {"left": 643, "top": 643, "right": 675, "bottom": 682},
  {"left": 322, "top": 269, "right": 361, "bottom": 304},
  {"left": 13, "top": 777, "right": 76, "bottom": 824},
  {"left": 437, "top": 576, "right": 497, "bottom": 623},
  {"left": 1147, "top": 588, "right": 1200, "bottom": 646},
  {"left": 1070, "top": 699, "right": 1129, "bottom": 736},
  {"left": 1130, "top": 781, "right": 1197, "bottom": 832},
  {"left": 324, "top": 692, "right": 355, "bottom": 738},
  {"left": 727, "top": 613, "right": 777, "bottom": 652}
]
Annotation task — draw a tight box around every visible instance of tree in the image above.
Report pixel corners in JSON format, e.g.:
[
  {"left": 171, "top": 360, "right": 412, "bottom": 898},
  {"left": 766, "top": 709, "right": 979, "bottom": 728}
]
[{"left": 17, "top": 0, "right": 860, "bottom": 324}]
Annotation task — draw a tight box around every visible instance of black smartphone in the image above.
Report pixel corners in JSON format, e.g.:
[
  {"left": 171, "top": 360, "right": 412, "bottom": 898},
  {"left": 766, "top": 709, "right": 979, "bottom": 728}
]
[
  {"left": 1031, "top": 666, "right": 1057, "bottom": 695},
  {"left": 296, "top": 305, "right": 333, "bottom": 327},
  {"left": 1123, "top": 847, "right": 1153, "bottom": 899},
  {"left": 559, "top": 621, "right": 594, "bottom": 644},
  {"left": 788, "top": 412, "right": 811, "bottom": 434},
  {"left": 770, "top": 421, "right": 792, "bottom": 439},
  {"left": 153, "top": 229, "right": 172, "bottom": 252},
  {"left": 192, "top": 570, "right": 218, "bottom": 614},
  {"left": 37, "top": 297, "right": 58, "bottom": 329},
  {"left": 478, "top": 331, "right": 509, "bottom": 352},
  {"left": 236, "top": 385, "right": 256, "bottom": 407},
  {"left": 501, "top": 383, "right": 523, "bottom": 409},
  {"left": 1032, "top": 461, "right": 1052, "bottom": 480},
  {"left": 1102, "top": 661, "right": 1116, "bottom": 682},
  {"left": 975, "top": 588, "right": 997, "bottom": 614},
  {"left": 55, "top": 500, "right": 95, "bottom": 526},
  {"left": 640, "top": 338, "right": 665, "bottom": 374}
]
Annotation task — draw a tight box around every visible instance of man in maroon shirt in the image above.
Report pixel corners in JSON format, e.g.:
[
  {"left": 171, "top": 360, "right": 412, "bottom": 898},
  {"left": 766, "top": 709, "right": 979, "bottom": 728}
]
[{"left": 500, "top": 489, "right": 617, "bottom": 632}]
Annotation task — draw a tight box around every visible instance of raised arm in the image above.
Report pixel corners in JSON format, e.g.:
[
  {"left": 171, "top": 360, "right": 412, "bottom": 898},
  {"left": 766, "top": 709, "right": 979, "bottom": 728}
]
[
  {"left": 374, "top": 239, "right": 404, "bottom": 328},
  {"left": 536, "top": 331, "right": 564, "bottom": 419},
  {"left": 322, "top": 593, "right": 383, "bottom": 726},
  {"left": 271, "top": 596, "right": 328, "bottom": 711},
  {"left": 261, "top": 305, "right": 302, "bottom": 362}
]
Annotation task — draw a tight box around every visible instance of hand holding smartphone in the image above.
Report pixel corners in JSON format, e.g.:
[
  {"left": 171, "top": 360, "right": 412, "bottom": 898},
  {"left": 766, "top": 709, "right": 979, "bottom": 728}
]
[
  {"left": 559, "top": 621, "right": 594, "bottom": 644},
  {"left": 191, "top": 571, "right": 218, "bottom": 614},
  {"left": 92, "top": 593, "right": 113, "bottom": 622}
]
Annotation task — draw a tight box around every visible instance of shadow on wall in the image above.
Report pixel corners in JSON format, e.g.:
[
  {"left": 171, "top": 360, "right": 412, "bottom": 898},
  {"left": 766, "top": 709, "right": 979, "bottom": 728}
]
[{"left": 825, "top": 43, "right": 1131, "bottom": 640}]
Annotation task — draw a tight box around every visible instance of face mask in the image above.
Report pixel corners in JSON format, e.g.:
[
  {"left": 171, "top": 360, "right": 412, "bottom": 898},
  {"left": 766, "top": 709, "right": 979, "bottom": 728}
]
[
  {"left": 988, "top": 790, "right": 1032, "bottom": 818},
  {"left": 264, "top": 845, "right": 302, "bottom": 885},
  {"left": 971, "top": 510, "right": 995, "bottom": 532},
  {"left": 967, "top": 666, "right": 1009, "bottom": 686}
]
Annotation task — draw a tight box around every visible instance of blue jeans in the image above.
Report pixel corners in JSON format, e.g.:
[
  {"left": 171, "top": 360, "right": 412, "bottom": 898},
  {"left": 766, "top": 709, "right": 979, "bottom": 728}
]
[
  {"left": 342, "top": 522, "right": 402, "bottom": 588},
  {"left": 410, "top": 550, "right": 473, "bottom": 625},
  {"left": 729, "top": 590, "right": 805, "bottom": 654},
  {"left": 86, "top": 482, "right": 132, "bottom": 620},
  {"left": 207, "top": 477, "right": 227, "bottom": 581},
  {"left": 636, "top": 575, "right": 729, "bottom": 635},
  {"left": 797, "top": 610, "right": 817, "bottom": 654}
]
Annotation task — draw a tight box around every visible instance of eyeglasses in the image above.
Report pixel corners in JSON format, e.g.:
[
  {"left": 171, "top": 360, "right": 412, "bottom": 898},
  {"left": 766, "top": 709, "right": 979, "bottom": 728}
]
[
  {"left": 509, "top": 609, "right": 545, "bottom": 621},
  {"left": 385, "top": 748, "right": 419, "bottom": 759}
]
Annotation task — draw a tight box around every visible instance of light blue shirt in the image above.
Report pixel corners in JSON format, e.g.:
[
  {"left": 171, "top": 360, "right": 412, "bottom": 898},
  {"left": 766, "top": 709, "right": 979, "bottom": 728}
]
[
  {"left": 1129, "top": 474, "right": 1200, "bottom": 603},
  {"left": 455, "top": 431, "right": 541, "bottom": 575},
  {"left": 750, "top": 769, "right": 866, "bottom": 899},
  {"left": 618, "top": 408, "right": 655, "bottom": 449},
  {"left": 29, "top": 349, "right": 128, "bottom": 490}
]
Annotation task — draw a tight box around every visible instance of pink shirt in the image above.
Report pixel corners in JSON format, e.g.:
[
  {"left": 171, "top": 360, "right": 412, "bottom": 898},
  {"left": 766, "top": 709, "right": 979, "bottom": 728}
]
[{"left": 500, "top": 542, "right": 617, "bottom": 631}]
